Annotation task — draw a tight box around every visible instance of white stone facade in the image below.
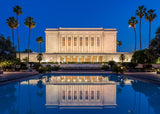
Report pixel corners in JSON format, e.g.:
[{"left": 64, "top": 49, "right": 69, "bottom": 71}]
[
  {"left": 45, "top": 28, "right": 117, "bottom": 53},
  {"left": 17, "top": 27, "right": 133, "bottom": 62}
]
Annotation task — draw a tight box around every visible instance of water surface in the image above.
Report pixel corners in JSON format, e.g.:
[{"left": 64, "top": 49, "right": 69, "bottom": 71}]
[{"left": 0, "top": 73, "right": 160, "bottom": 114}]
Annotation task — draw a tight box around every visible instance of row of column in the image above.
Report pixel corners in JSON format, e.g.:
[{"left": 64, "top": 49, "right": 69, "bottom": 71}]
[
  {"left": 60, "top": 76, "right": 103, "bottom": 82},
  {"left": 60, "top": 56, "right": 101, "bottom": 62},
  {"left": 59, "top": 35, "right": 103, "bottom": 53}
]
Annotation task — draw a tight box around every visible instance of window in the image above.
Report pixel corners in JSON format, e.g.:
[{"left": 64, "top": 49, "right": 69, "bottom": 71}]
[
  {"left": 68, "top": 37, "right": 71, "bottom": 46},
  {"left": 97, "top": 91, "right": 100, "bottom": 100},
  {"left": 85, "top": 91, "right": 88, "bottom": 100},
  {"left": 80, "top": 37, "right": 82, "bottom": 46},
  {"left": 62, "top": 37, "right": 65, "bottom": 46},
  {"left": 91, "top": 37, "right": 94, "bottom": 46},
  {"left": 91, "top": 91, "right": 94, "bottom": 100},
  {"left": 85, "top": 37, "right": 88, "bottom": 46},
  {"left": 62, "top": 91, "right": 65, "bottom": 100},
  {"left": 74, "top": 91, "right": 77, "bottom": 100},
  {"left": 80, "top": 91, "right": 83, "bottom": 100},
  {"left": 68, "top": 91, "right": 71, "bottom": 100},
  {"left": 97, "top": 37, "right": 100, "bottom": 46},
  {"left": 74, "top": 37, "right": 77, "bottom": 46}
]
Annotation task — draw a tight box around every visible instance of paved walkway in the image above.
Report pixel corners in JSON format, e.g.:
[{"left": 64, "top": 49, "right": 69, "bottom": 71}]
[{"left": 0, "top": 72, "right": 39, "bottom": 85}]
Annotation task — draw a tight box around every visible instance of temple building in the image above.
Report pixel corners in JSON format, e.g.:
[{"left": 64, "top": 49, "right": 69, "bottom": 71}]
[{"left": 18, "top": 27, "right": 132, "bottom": 62}]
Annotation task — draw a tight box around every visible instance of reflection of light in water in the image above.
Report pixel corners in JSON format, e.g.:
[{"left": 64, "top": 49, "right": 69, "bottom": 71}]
[{"left": 45, "top": 83, "right": 117, "bottom": 109}]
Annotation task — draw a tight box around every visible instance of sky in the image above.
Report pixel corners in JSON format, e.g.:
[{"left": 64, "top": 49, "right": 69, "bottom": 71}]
[{"left": 0, "top": 0, "right": 160, "bottom": 52}]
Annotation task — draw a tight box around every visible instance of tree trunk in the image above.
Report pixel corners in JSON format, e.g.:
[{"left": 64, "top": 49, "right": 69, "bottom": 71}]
[
  {"left": 12, "top": 29, "right": 14, "bottom": 48},
  {"left": 119, "top": 46, "right": 120, "bottom": 52},
  {"left": 40, "top": 43, "right": 42, "bottom": 53},
  {"left": 139, "top": 18, "right": 142, "bottom": 50},
  {"left": 17, "top": 16, "right": 21, "bottom": 60},
  {"left": 37, "top": 43, "right": 39, "bottom": 53},
  {"left": 28, "top": 28, "right": 31, "bottom": 62},
  {"left": 134, "top": 28, "right": 136, "bottom": 51},
  {"left": 149, "top": 22, "right": 151, "bottom": 48}
]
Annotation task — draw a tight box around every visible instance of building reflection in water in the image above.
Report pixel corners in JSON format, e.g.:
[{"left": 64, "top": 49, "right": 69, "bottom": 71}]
[{"left": 45, "top": 75, "right": 117, "bottom": 109}]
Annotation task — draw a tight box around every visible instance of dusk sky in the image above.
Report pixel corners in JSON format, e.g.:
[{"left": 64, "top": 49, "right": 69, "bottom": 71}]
[{"left": 0, "top": 0, "right": 160, "bottom": 52}]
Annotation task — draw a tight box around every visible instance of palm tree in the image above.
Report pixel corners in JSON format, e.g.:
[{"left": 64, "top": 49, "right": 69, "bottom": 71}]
[
  {"left": 128, "top": 16, "right": 138, "bottom": 51},
  {"left": 136, "top": 5, "right": 146, "bottom": 50},
  {"left": 36, "top": 53, "right": 43, "bottom": 64},
  {"left": 145, "top": 9, "right": 157, "bottom": 48},
  {"left": 117, "top": 41, "right": 122, "bottom": 52},
  {"left": 24, "top": 17, "right": 36, "bottom": 62},
  {"left": 13, "top": 5, "right": 23, "bottom": 59},
  {"left": 36, "top": 37, "right": 40, "bottom": 53},
  {"left": 6, "top": 17, "right": 18, "bottom": 47},
  {"left": 39, "top": 37, "right": 43, "bottom": 53},
  {"left": 36, "top": 37, "right": 44, "bottom": 53},
  {"left": 119, "top": 54, "right": 126, "bottom": 63}
]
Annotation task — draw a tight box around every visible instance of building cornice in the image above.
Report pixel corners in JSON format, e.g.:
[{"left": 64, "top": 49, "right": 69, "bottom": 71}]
[{"left": 45, "top": 27, "right": 117, "bottom": 32}]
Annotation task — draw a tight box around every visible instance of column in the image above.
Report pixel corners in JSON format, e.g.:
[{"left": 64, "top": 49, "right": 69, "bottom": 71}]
[
  {"left": 83, "top": 36, "right": 84, "bottom": 53},
  {"left": 71, "top": 56, "right": 73, "bottom": 62},
  {"left": 94, "top": 36, "right": 96, "bottom": 53},
  {"left": 60, "top": 35, "right": 62, "bottom": 52},
  {"left": 58, "top": 34, "right": 60, "bottom": 52},
  {"left": 65, "top": 36, "right": 66, "bottom": 53},
  {"left": 78, "top": 36, "right": 80, "bottom": 53},
  {"left": 77, "top": 76, "right": 79, "bottom": 82},
  {"left": 66, "top": 36, "right": 68, "bottom": 53},
  {"left": 97, "top": 56, "right": 98, "bottom": 62},
  {"left": 64, "top": 56, "right": 66, "bottom": 62},
  {"left": 88, "top": 36, "right": 90, "bottom": 53},
  {"left": 95, "top": 36, "right": 97, "bottom": 53},
  {"left": 101, "top": 35, "right": 103, "bottom": 53},
  {"left": 90, "top": 76, "right": 92, "bottom": 82},
  {"left": 77, "top": 56, "right": 79, "bottom": 62},
  {"left": 90, "top": 56, "right": 92, "bottom": 62},
  {"left": 64, "top": 76, "right": 66, "bottom": 82},
  {"left": 71, "top": 36, "right": 73, "bottom": 53},
  {"left": 73, "top": 36, "right": 74, "bottom": 53},
  {"left": 96, "top": 76, "right": 98, "bottom": 82}
]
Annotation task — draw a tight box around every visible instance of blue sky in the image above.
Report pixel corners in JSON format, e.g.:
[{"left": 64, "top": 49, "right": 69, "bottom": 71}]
[{"left": 0, "top": 0, "right": 160, "bottom": 52}]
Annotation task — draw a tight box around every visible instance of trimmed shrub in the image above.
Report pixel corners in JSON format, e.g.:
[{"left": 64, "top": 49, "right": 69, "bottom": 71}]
[
  {"left": 38, "top": 66, "right": 45, "bottom": 73},
  {"left": 45, "top": 65, "right": 52, "bottom": 73},
  {"left": 33, "top": 63, "right": 41, "bottom": 70},
  {"left": 52, "top": 65, "right": 60, "bottom": 71},
  {"left": 102, "top": 65, "right": 109, "bottom": 71},
  {"left": 112, "top": 64, "right": 126, "bottom": 74},
  {"left": 108, "top": 60, "right": 116, "bottom": 68}
]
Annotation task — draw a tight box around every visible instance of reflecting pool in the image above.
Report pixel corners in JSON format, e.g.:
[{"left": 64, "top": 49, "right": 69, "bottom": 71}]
[{"left": 0, "top": 73, "right": 160, "bottom": 114}]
